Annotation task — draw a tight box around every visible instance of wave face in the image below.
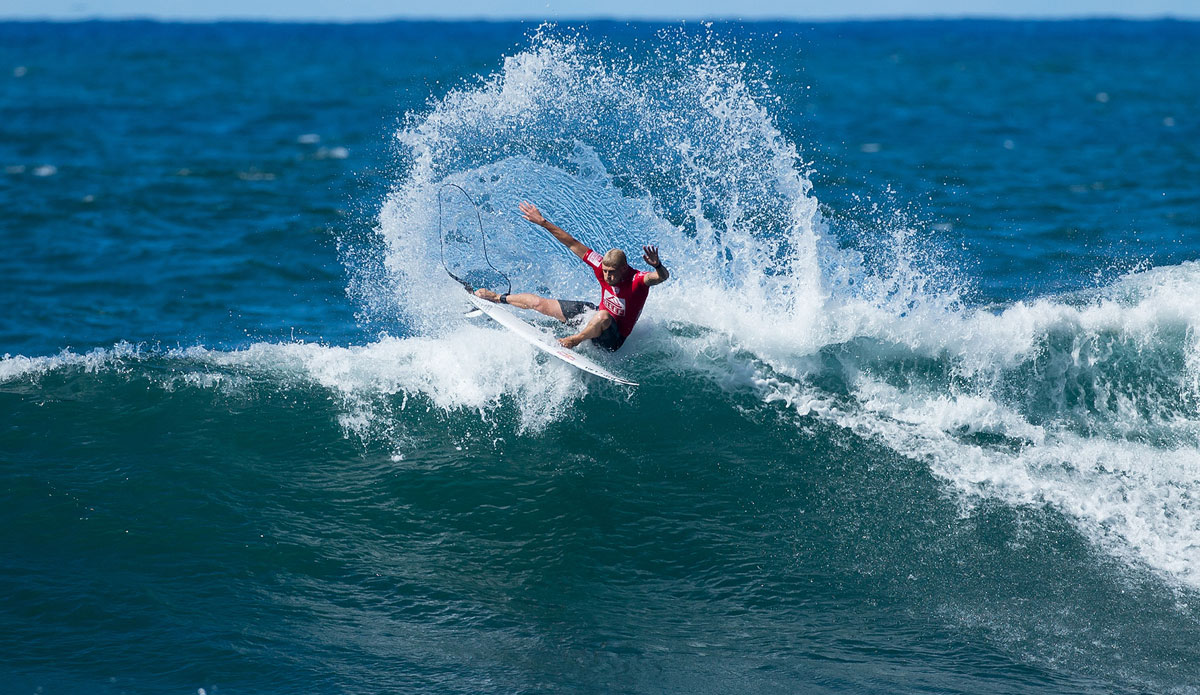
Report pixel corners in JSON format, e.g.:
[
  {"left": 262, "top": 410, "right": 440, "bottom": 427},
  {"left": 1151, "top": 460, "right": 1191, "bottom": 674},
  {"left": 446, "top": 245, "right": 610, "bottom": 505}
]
[
  {"left": 4, "top": 20, "right": 1200, "bottom": 695},
  {"left": 365, "top": 28, "right": 1200, "bottom": 592}
]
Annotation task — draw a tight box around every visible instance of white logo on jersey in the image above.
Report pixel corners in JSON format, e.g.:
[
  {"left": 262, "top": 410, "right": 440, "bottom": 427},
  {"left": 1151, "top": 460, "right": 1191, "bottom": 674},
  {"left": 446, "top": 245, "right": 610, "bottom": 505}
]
[{"left": 603, "top": 293, "right": 626, "bottom": 316}]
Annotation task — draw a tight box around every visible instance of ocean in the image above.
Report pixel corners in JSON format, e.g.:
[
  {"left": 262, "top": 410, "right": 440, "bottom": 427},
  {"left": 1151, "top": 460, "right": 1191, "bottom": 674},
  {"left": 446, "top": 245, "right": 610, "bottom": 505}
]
[{"left": 3, "top": 19, "right": 1200, "bottom": 694}]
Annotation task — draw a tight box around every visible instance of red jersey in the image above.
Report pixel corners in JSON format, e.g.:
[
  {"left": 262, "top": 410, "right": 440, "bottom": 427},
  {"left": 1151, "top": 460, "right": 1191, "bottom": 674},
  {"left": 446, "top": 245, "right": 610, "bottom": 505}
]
[{"left": 583, "top": 248, "right": 651, "bottom": 338}]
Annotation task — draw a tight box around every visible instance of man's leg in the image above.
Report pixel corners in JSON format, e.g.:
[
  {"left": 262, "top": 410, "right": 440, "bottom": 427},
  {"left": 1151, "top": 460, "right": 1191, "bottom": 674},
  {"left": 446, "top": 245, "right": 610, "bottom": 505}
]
[
  {"left": 474, "top": 288, "right": 567, "bottom": 322},
  {"left": 559, "top": 310, "right": 612, "bottom": 349}
]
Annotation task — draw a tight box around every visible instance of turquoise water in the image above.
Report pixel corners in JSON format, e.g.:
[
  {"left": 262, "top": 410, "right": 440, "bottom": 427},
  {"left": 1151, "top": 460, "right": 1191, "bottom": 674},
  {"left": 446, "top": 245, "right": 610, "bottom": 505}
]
[{"left": 3, "top": 20, "right": 1200, "bottom": 694}]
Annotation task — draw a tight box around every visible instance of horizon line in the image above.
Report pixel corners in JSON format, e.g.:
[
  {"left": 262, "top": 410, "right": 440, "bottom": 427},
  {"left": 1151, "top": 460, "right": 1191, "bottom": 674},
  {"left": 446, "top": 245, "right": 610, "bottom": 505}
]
[{"left": 1, "top": 13, "right": 1198, "bottom": 23}]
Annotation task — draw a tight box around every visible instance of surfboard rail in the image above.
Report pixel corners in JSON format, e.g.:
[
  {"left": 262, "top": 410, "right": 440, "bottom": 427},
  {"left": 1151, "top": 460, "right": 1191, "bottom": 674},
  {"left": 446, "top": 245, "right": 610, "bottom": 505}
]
[{"left": 465, "top": 293, "right": 638, "bottom": 386}]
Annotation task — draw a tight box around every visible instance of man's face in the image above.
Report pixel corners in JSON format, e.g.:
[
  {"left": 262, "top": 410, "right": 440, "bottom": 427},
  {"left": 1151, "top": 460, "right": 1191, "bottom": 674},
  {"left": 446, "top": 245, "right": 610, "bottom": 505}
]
[{"left": 601, "top": 262, "right": 626, "bottom": 285}]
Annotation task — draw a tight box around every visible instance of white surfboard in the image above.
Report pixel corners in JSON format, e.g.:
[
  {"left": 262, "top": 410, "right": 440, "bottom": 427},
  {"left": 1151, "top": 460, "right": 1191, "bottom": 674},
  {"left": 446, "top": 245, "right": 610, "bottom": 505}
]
[{"left": 464, "top": 293, "right": 638, "bottom": 386}]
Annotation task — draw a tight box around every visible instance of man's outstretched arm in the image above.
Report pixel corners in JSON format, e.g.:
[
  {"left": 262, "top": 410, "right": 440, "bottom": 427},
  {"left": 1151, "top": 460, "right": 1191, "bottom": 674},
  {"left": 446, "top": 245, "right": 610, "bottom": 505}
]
[
  {"left": 642, "top": 245, "right": 670, "bottom": 286},
  {"left": 519, "top": 201, "right": 589, "bottom": 261}
]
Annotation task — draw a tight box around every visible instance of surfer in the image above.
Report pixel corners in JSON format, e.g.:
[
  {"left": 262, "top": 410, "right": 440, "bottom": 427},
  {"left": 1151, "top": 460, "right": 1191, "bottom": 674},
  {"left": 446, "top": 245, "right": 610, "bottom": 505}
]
[{"left": 474, "top": 201, "right": 669, "bottom": 351}]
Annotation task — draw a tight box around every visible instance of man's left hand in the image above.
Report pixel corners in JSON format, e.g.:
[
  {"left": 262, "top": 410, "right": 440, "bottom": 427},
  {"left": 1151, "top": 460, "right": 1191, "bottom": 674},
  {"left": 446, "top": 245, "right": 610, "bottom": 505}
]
[{"left": 642, "top": 245, "right": 661, "bottom": 267}]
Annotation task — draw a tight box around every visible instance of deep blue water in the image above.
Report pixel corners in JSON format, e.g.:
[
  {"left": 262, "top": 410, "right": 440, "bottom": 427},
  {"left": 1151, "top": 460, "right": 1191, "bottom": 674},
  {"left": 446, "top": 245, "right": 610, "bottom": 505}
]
[{"left": 3, "top": 20, "right": 1200, "bottom": 694}]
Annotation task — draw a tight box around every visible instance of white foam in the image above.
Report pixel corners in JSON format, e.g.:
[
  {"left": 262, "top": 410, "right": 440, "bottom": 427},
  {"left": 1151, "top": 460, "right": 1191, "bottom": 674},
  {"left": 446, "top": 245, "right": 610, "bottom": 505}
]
[
  {"left": 1, "top": 329, "right": 588, "bottom": 437},
  {"left": 842, "top": 378, "right": 1200, "bottom": 586},
  {"left": 0, "top": 342, "right": 143, "bottom": 381},
  {"left": 732, "top": 260, "right": 1200, "bottom": 588},
  {"left": 315, "top": 146, "right": 348, "bottom": 159}
]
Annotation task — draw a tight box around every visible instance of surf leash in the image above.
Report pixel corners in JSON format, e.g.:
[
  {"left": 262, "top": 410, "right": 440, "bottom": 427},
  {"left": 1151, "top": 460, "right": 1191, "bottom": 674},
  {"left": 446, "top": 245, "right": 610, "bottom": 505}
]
[{"left": 437, "top": 183, "right": 512, "bottom": 296}]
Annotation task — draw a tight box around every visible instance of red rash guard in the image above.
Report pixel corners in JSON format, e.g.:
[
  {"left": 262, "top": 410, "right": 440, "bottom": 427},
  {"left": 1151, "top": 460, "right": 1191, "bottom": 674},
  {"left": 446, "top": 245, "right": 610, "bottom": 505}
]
[{"left": 583, "top": 248, "right": 650, "bottom": 338}]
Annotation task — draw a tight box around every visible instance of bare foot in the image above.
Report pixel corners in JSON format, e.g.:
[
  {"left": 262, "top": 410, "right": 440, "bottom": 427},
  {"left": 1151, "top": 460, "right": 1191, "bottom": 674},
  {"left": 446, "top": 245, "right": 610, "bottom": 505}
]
[
  {"left": 474, "top": 288, "right": 501, "bottom": 302},
  {"left": 558, "top": 335, "right": 584, "bottom": 349}
]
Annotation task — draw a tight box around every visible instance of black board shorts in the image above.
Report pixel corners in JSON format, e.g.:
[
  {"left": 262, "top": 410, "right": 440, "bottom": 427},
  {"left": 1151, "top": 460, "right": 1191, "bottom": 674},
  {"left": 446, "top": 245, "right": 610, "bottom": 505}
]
[{"left": 557, "top": 299, "right": 626, "bottom": 352}]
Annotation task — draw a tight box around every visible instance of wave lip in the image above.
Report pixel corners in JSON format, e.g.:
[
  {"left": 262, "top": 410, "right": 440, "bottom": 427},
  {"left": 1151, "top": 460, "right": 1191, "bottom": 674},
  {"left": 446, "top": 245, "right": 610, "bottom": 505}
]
[
  {"left": 1, "top": 341, "right": 145, "bottom": 382},
  {"left": 1, "top": 327, "right": 593, "bottom": 439}
]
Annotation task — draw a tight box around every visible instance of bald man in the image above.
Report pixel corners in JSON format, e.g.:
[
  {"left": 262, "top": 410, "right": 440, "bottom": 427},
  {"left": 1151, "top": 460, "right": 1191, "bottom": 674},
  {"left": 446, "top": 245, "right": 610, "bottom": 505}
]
[{"left": 473, "top": 201, "right": 669, "bottom": 351}]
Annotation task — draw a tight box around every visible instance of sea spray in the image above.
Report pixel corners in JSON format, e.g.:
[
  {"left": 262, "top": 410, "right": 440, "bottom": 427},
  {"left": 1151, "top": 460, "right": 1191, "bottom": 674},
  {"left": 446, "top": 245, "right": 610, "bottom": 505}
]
[{"left": 371, "top": 28, "right": 826, "bottom": 341}]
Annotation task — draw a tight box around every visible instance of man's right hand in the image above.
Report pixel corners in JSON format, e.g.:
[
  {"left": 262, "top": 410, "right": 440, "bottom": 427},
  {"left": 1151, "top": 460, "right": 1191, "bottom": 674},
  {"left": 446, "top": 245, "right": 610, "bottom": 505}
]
[{"left": 519, "top": 201, "right": 546, "bottom": 226}]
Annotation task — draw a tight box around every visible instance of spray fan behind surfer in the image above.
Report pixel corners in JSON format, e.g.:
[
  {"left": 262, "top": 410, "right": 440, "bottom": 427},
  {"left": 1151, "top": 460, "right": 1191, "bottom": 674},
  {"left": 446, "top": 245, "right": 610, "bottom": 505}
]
[{"left": 473, "top": 201, "right": 670, "bottom": 351}]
